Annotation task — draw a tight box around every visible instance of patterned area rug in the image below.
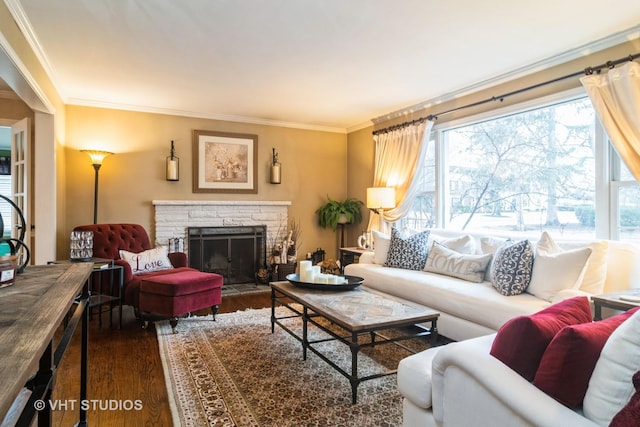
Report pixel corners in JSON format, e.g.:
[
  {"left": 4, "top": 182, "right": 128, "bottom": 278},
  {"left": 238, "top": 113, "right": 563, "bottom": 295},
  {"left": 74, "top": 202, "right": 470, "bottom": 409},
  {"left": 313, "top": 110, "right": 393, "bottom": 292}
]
[{"left": 156, "top": 306, "right": 431, "bottom": 426}]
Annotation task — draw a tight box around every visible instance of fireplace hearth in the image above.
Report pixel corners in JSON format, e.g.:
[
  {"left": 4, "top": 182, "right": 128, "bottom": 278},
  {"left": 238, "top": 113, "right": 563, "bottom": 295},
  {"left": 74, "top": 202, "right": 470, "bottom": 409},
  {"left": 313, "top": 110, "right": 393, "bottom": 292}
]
[{"left": 188, "top": 226, "right": 267, "bottom": 285}]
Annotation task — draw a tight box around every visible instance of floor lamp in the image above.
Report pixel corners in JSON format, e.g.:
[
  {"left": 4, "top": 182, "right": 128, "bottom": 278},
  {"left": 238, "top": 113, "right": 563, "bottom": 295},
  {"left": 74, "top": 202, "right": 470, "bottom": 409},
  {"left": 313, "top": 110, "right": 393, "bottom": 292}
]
[
  {"left": 366, "top": 187, "right": 396, "bottom": 231},
  {"left": 81, "top": 150, "right": 113, "bottom": 224}
]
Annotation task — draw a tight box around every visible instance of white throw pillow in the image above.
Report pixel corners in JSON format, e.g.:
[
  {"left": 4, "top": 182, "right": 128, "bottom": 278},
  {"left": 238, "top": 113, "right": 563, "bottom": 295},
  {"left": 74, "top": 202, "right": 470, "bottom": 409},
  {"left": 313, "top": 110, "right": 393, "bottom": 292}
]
[
  {"left": 431, "top": 234, "right": 476, "bottom": 255},
  {"left": 372, "top": 230, "right": 390, "bottom": 265},
  {"left": 424, "top": 241, "right": 492, "bottom": 283},
  {"left": 480, "top": 236, "right": 509, "bottom": 281},
  {"left": 538, "top": 231, "right": 609, "bottom": 295},
  {"left": 583, "top": 309, "right": 640, "bottom": 425},
  {"left": 526, "top": 246, "right": 592, "bottom": 301},
  {"left": 119, "top": 246, "right": 173, "bottom": 274}
]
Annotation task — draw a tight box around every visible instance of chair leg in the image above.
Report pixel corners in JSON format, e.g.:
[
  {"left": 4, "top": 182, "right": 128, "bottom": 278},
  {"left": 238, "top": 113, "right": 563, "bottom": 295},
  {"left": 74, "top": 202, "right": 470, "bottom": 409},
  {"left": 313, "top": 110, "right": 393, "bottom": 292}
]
[
  {"left": 211, "top": 305, "right": 219, "bottom": 321},
  {"left": 170, "top": 317, "right": 179, "bottom": 333}
]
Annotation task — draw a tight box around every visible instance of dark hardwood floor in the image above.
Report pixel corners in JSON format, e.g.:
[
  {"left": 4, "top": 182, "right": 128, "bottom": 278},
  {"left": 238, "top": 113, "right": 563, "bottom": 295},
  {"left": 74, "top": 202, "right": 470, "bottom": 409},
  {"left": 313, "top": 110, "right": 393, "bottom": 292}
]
[{"left": 51, "top": 289, "right": 272, "bottom": 426}]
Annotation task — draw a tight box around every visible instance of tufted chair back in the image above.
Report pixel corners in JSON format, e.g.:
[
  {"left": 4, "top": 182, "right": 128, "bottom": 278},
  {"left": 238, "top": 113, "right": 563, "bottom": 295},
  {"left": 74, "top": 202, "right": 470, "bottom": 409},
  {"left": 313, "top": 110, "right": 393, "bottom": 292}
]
[{"left": 73, "top": 223, "right": 152, "bottom": 259}]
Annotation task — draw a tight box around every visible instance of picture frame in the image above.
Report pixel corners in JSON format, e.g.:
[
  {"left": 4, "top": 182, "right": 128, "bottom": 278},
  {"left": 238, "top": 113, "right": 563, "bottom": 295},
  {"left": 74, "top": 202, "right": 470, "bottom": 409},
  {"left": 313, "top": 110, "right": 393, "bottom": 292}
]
[{"left": 192, "top": 130, "right": 258, "bottom": 193}]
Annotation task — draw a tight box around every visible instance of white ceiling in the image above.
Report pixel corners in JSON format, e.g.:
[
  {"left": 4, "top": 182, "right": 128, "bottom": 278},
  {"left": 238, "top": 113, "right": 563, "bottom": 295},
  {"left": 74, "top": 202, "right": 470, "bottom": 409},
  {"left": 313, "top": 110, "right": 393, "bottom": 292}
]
[{"left": 8, "top": 0, "right": 640, "bottom": 132}]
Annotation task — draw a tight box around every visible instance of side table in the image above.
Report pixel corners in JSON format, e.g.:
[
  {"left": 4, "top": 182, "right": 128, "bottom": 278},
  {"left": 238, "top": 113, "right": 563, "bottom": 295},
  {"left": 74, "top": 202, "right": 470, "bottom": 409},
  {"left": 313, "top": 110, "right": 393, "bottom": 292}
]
[
  {"left": 49, "top": 258, "right": 124, "bottom": 329},
  {"left": 591, "top": 289, "right": 640, "bottom": 320},
  {"left": 339, "top": 247, "right": 373, "bottom": 273}
]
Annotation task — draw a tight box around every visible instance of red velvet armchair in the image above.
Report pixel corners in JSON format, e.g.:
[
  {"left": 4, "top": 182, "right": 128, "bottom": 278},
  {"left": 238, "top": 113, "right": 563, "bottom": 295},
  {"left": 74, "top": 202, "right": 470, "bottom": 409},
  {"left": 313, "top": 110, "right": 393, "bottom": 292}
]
[{"left": 73, "top": 223, "right": 222, "bottom": 330}]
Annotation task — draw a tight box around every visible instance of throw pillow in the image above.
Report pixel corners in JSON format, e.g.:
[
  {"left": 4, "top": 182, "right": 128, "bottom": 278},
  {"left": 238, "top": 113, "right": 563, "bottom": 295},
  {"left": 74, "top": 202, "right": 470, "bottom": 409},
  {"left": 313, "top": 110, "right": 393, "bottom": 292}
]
[
  {"left": 480, "top": 236, "right": 510, "bottom": 281},
  {"left": 527, "top": 246, "right": 592, "bottom": 302},
  {"left": 583, "top": 309, "right": 640, "bottom": 425},
  {"left": 372, "top": 230, "right": 390, "bottom": 265},
  {"left": 534, "top": 307, "right": 640, "bottom": 408},
  {"left": 489, "top": 296, "right": 592, "bottom": 381},
  {"left": 431, "top": 234, "right": 476, "bottom": 255},
  {"left": 537, "top": 231, "right": 609, "bottom": 295},
  {"left": 424, "top": 242, "right": 491, "bottom": 283},
  {"left": 491, "top": 240, "right": 534, "bottom": 296},
  {"left": 119, "top": 246, "right": 173, "bottom": 274},
  {"left": 610, "top": 370, "right": 640, "bottom": 427},
  {"left": 384, "top": 228, "right": 430, "bottom": 270}
]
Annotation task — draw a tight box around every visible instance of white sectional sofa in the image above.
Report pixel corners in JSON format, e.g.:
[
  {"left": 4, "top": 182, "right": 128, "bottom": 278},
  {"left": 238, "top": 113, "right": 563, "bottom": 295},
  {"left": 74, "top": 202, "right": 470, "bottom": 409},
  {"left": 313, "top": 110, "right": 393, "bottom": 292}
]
[
  {"left": 344, "top": 228, "right": 640, "bottom": 341},
  {"left": 343, "top": 228, "right": 640, "bottom": 426}
]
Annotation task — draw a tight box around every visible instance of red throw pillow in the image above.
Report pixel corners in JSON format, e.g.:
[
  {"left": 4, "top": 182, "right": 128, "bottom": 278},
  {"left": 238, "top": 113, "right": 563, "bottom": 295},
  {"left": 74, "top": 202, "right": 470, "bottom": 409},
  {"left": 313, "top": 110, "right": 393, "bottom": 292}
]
[
  {"left": 610, "top": 370, "right": 640, "bottom": 427},
  {"left": 490, "top": 296, "right": 592, "bottom": 381},
  {"left": 534, "top": 307, "right": 640, "bottom": 408}
]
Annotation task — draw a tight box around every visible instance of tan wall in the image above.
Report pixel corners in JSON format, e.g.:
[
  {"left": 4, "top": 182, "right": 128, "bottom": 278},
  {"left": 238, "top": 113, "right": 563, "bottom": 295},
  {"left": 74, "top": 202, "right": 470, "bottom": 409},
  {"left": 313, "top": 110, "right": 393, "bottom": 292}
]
[
  {"left": 346, "top": 125, "right": 374, "bottom": 244},
  {"left": 64, "top": 106, "right": 350, "bottom": 260}
]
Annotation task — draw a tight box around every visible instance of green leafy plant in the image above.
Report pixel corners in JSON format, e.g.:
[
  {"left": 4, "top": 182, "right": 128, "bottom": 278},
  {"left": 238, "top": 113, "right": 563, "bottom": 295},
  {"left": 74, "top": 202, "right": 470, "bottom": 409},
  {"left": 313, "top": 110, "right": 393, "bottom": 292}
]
[{"left": 315, "top": 196, "right": 363, "bottom": 231}]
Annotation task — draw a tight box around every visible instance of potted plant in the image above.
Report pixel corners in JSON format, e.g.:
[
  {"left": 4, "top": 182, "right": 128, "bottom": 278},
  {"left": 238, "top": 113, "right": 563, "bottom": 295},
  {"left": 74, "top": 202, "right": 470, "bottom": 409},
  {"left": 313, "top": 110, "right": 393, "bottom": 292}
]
[{"left": 316, "top": 196, "right": 364, "bottom": 231}]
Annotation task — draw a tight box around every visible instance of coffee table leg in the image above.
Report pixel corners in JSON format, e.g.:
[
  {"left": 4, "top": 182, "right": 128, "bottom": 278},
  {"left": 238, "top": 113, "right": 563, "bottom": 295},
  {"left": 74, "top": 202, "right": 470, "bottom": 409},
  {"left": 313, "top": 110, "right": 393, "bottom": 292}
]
[
  {"left": 350, "top": 331, "right": 359, "bottom": 404},
  {"left": 270, "top": 287, "right": 276, "bottom": 333},
  {"left": 431, "top": 318, "right": 439, "bottom": 346},
  {"left": 302, "top": 307, "right": 308, "bottom": 360}
]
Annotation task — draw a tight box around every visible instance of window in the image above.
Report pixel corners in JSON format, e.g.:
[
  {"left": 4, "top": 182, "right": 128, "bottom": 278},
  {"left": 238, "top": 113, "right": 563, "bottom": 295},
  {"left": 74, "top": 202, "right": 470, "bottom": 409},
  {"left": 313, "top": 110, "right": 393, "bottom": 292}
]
[
  {"left": 402, "top": 90, "right": 640, "bottom": 242},
  {"left": 612, "top": 152, "right": 640, "bottom": 241}
]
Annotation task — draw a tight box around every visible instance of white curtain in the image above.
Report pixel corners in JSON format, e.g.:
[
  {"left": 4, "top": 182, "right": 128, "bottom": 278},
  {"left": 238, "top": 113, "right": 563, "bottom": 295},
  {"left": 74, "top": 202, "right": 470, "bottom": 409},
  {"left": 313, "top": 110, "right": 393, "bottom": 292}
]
[
  {"left": 581, "top": 61, "right": 640, "bottom": 181},
  {"left": 368, "top": 120, "right": 434, "bottom": 232}
]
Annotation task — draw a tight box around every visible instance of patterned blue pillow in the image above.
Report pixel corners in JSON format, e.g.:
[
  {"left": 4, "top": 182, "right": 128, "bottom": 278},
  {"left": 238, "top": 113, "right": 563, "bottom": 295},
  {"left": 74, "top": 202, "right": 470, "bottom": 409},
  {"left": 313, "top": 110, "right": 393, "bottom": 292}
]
[
  {"left": 492, "top": 240, "right": 534, "bottom": 296},
  {"left": 384, "top": 228, "right": 430, "bottom": 270}
]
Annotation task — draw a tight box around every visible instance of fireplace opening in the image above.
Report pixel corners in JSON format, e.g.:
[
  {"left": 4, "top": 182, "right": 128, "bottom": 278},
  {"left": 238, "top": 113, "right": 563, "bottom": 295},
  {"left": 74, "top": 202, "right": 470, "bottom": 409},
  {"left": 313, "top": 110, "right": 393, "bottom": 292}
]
[{"left": 188, "top": 226, "right": 267, "bottom": 285}]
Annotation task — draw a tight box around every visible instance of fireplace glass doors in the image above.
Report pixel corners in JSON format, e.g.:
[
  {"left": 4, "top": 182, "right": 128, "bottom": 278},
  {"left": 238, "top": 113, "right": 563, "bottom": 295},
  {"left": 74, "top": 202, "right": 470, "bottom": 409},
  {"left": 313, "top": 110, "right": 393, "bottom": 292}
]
[{"left": 188, "top": 226, "right": 266, "bottom": 285}]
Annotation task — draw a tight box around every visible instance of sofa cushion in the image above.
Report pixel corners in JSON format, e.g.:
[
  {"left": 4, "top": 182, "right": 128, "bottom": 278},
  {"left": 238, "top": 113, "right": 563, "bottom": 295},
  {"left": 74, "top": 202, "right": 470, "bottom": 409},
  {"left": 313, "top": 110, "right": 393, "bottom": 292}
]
[
  {"left": 584, "top": 309, "right": 640, "bottom": 425},
  {"left": 490, "top": 296, "right": 592, "bottom": 381},
  {"left": 119, "top": 246, "right": 173, "bottom": 274},
  {"left": 397, "top": 346, "right": 443, "bottom": 409},
  {"left": 610, "top": 370, "right": 640, "bottom": 427},
  {"left": 491, "top": 240, "right": 534, "bottom": 296},
  {"left": 527, "top": 245, "right": 592, "bottom": 302},
  {"left": 385, "top": 228, "right": 430, "bottom": 270},
  {"left": 347, "top": 262, "right": 549, "bottom": 339},
  {"left": 537, "top": 231, "right": 609, "bottom": 295},
  {"left": 534, "top": 307, "right": 639, "bottom": 408},
  {"left": 424, "top": 242, "right": 491, "bottom": 283},
  {"left": 480, "top": 236, "right": 510, "bottom": 282},
  {"left": 140, "top": 270, "right": 223, "bottom": 296},
  {"left": 372, "top": 230, "right": 390, "bottom": 264},
  {"left": 431, "top": 234, "right": 476, "bottom": 255}
]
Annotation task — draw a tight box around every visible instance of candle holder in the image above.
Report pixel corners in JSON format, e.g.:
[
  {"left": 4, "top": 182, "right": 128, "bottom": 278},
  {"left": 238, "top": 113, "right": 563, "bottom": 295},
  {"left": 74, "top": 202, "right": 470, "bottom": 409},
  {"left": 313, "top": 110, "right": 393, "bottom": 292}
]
[
  {"left": 270, "top": 147, "right": 281, "bottom": 184},
  {"left": 166, "top": 140, "right": 179, "bottom": 181}
]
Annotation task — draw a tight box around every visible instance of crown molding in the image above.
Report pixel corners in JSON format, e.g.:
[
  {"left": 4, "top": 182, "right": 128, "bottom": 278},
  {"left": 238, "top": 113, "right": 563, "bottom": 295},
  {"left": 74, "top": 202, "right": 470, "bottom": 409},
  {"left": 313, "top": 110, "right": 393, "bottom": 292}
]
[
  {"left": 372, "top": 24, "right": 640, "bottom": 124},
  {"left": 66, "top": 97, "right": 348, "bottom": 134}
]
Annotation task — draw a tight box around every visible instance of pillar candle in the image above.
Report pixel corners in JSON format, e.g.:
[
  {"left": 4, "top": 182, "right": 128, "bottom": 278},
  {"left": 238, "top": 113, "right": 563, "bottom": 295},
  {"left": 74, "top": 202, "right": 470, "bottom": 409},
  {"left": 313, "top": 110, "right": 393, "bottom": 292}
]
[{"left": 167, "top": 159, "right": 178, "bottom": 180}]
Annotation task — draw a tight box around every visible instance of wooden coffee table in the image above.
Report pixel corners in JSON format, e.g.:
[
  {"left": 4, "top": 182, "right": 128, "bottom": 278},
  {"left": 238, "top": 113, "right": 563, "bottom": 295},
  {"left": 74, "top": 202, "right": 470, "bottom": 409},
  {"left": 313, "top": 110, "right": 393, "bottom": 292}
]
[{"left": 270, "top": 281, "right": 439, "bottom": 403}]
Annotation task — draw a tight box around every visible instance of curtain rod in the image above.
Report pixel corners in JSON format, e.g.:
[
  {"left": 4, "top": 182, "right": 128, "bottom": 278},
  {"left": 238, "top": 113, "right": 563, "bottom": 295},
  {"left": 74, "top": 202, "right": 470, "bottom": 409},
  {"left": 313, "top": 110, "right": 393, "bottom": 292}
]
[{"left": 372, "top": 52, "right": 640, "bottom": 136}]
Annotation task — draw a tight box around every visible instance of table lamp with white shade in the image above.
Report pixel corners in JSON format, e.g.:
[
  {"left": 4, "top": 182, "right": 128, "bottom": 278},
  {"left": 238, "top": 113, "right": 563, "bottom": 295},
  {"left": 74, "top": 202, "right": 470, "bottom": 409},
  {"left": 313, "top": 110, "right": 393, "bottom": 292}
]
[{"left": 366, "top": 187, "right": 396, "bottom": 230}]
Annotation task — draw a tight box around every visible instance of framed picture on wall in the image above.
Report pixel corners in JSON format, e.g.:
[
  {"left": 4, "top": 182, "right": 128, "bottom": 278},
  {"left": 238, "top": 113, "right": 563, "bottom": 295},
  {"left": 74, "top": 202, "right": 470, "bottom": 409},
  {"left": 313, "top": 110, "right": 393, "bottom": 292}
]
[{"left": 192, "top": 130, "right": 258, "bottom": 193}]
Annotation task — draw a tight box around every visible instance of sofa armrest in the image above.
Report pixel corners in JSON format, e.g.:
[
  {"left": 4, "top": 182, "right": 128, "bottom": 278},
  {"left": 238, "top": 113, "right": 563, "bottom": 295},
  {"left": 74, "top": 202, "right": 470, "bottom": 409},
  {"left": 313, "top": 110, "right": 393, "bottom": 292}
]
[
  {"left": 168, "top": 252, "right": 188, "bottom": 268},
  {"left": 432, "top": 334, "right": 599, "bottom": 427}
]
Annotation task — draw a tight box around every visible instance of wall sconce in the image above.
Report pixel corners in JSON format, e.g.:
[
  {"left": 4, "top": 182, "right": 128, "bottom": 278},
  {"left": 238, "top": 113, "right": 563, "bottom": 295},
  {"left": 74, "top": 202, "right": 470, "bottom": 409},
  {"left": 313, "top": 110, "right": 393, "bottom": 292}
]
[
  {"left": 80, "top": 149, "right": 114, "bottom": 224},
  {"left": 270, "top": 147, "right": 281, "bottom": 184},
  {"left": 166, "top": 140, "right": 179, "bottom": 181},
  {"left": 367, "top": 187, "right": 396, "bottom": 230}
]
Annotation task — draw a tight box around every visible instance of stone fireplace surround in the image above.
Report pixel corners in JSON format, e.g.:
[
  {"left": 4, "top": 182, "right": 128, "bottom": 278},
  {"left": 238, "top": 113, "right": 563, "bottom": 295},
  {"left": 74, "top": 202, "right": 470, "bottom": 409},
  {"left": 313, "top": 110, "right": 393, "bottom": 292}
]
[{"left": 153, "top": 200, "right": 290, "bottom": 257}]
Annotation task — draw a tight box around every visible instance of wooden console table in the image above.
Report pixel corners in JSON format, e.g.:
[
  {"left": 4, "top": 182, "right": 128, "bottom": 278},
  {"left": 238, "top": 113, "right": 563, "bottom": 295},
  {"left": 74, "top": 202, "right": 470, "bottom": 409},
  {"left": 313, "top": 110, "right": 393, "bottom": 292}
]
[{"left": 0, "top": 263, "right": 93, "bottom": 427}]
